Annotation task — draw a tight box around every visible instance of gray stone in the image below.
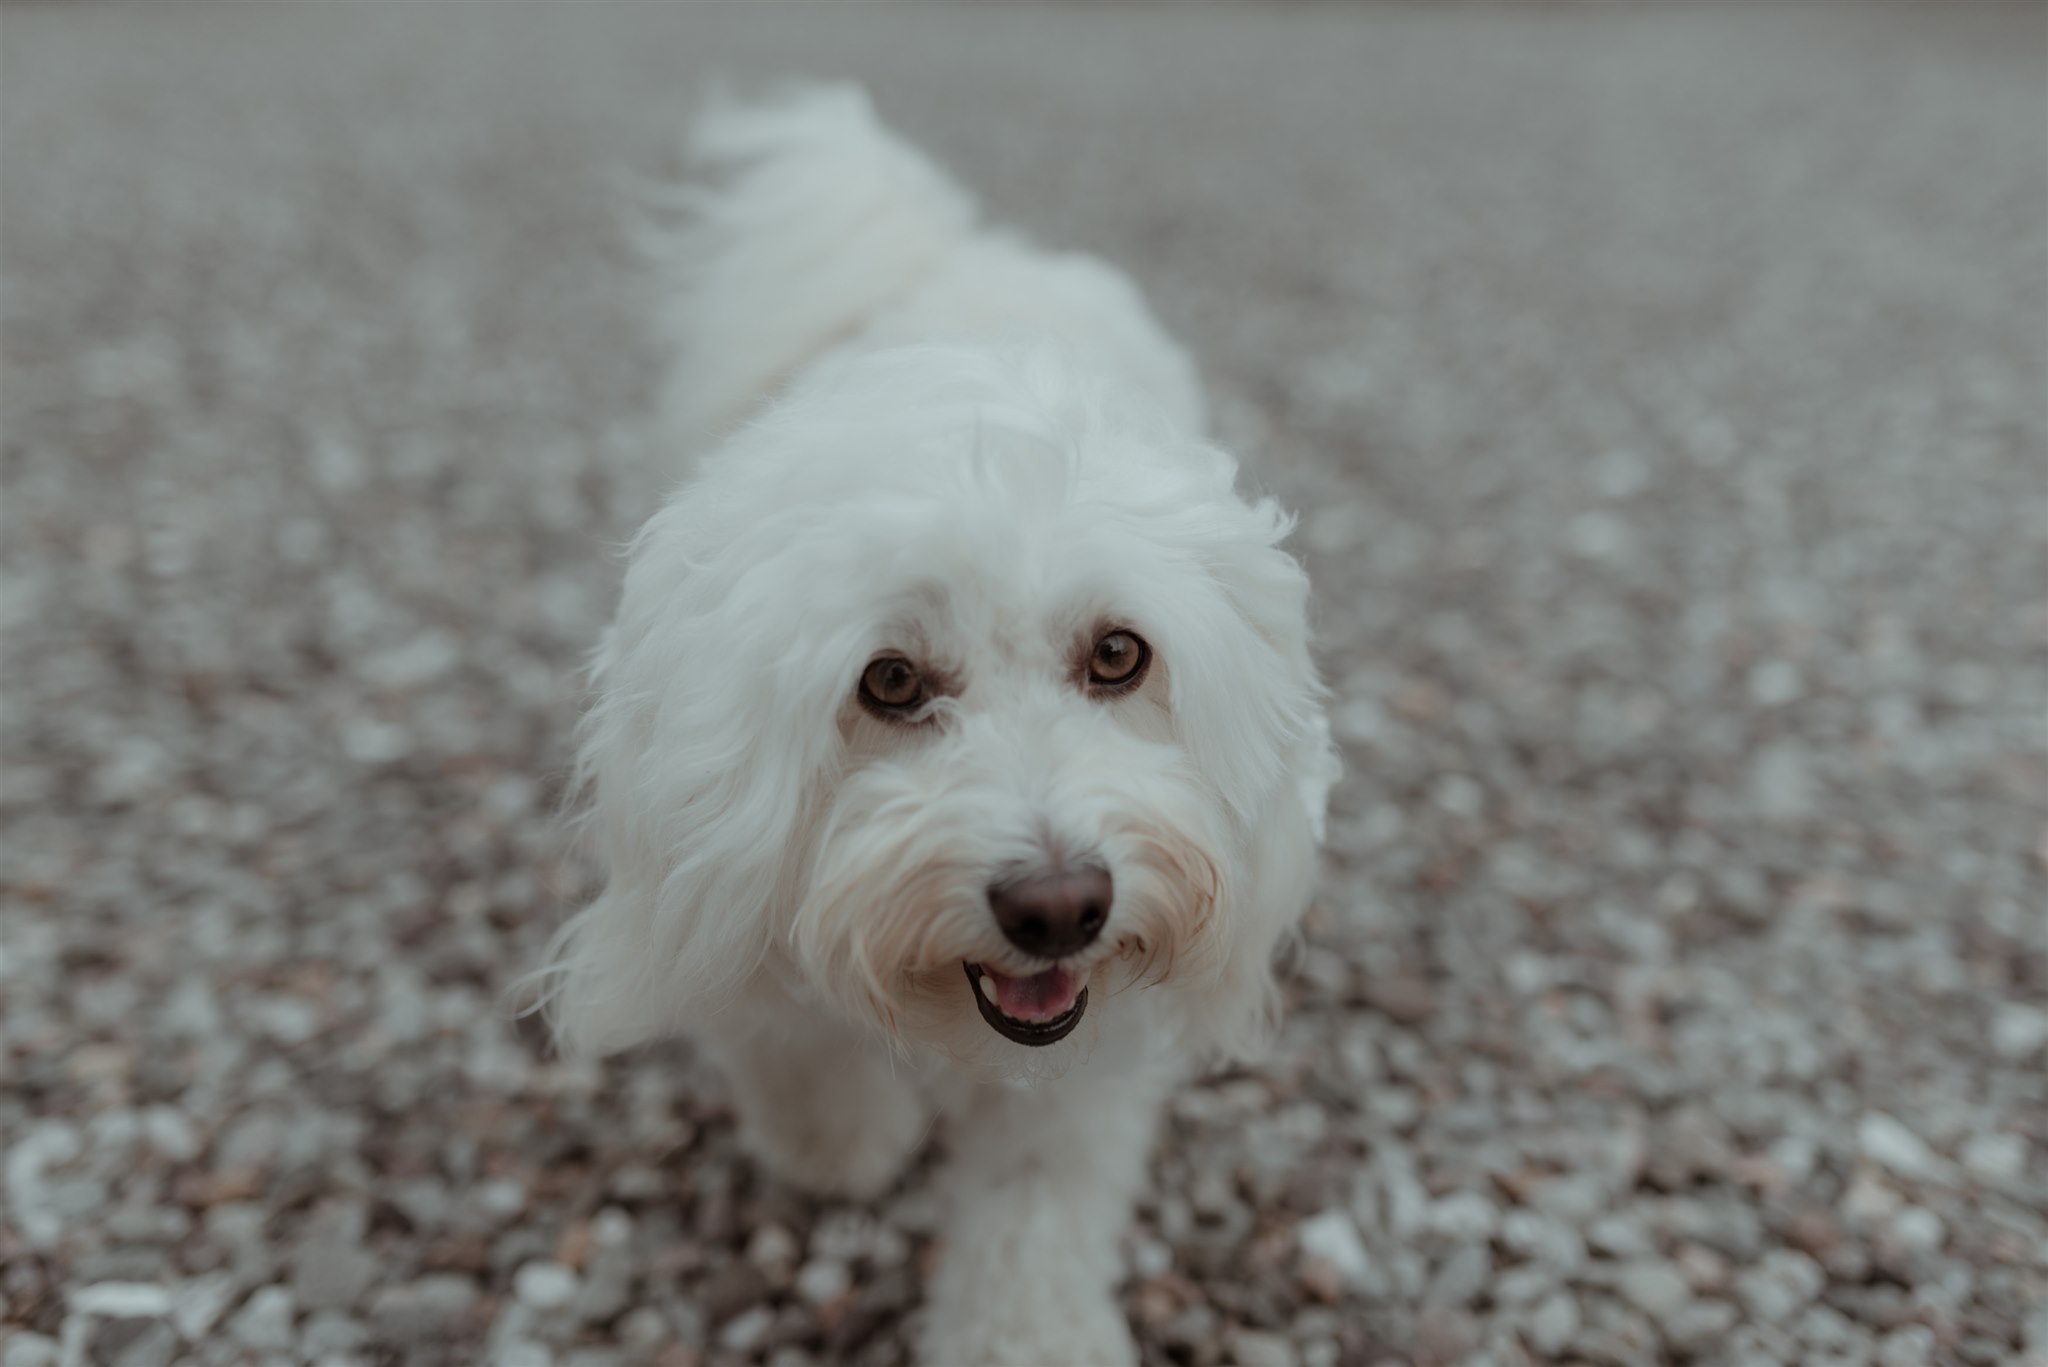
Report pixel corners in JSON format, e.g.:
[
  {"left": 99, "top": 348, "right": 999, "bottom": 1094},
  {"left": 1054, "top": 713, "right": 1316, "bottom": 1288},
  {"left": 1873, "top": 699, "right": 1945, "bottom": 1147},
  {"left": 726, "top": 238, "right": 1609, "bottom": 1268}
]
[
  {"left": 1493, "top": 1264, "right": 1556, "bottom": 1308},
  {"left": 1748, "top": 743, "right": 1815, "bottom": 818},
  {"left": 1616, "top": 1261, "right": 1693, "bottom": 1321},
  {"left": 300, "top": 1311, "right": 369, "bottom": 1354},
  {"left": 1857, "top": 1114, "right": 1944, "bottom": 1183},
  {"left": 171, "top": 1275, "right": 238, "bottom": 1343},
  {"left": 1875, "top": 1324, "right": 1936, "bottom": 1367},
  {"left": 413, "top": 1274, "right": 483, "bottom": 1318},
  {"left": 716, "top": 1305, "right": 776, "bottom": 1354},
  {"left": 1295, "top": 1209, "right": 1372, "bottom": 1291},
  {"left": 512, "top": 1260, "right": 578, "bottom": 1312},
  {"left": 2024, "top": 1302, "right": 2048, "bottom": 1353},
  {"left": 1794, "top": 1304, "right": 1867, "bottom": 1353},
  {"left": 1423, "top": 1192, "right": 1499, "bottom": 1245},
  {"left": 1587, "top": 1213, "right": 1654, "bottom": 1259},
  {"left": 1522, "top": 1292, "right": 1580, "bottom": 1357},
  {"left": 367, "top": 1277, "right": 478, "bottom": 1342},
  {"left": 1424, "top": 1244, "right": 1492, "bottom": 1308},
  {"left": 1747, "top": 659, "right": 1804, "bottom": 708},
  {"left": 1990, "top": 1004, "right": 2048, "bottom": 1061},
  {"left": 1, "top": 1337, "right": 59, "bottom": 1367},
  {"left": 794, "top": 1258, "right": 852, "bottom": 1307},
  {"left": 291, "top": 1208, "right": 377, "bottom": 1312},
  {"left": 227, "top": 1286, "right": 297, "bottom": 1352},
  {"left": 615, "top": 1307, "right": 669, "bottom": 1349},
  {"left": 1227, "top": 1328, "right": 1296, "bottom": 1367},
  {"left": 1529, "top": 1175, "right": 1609, "bottom": 1225},
  {"left": 492, "top": 1337, "right": 551, "bottom": 1367},
  {"left": 571, "top": 1253, "right": 635, "bottom": 1326},
  {"left": 1499, "top": 1212, "right": 1588, "bottom": 1276},
  {"left": 1663, "top": 1299, "right": 1740, "bottom": 1355},
  {"left": 69, "top": 1284, "right": 174, "bottom": 1319},
  {"left": 1959, "top": 1132, "right": 2027, "bottom": 1182},
  {"left": 109, "top": 1322, "right": 179, "bottom": 1367},
  {"left": 745, "top": 1222, "right": 801, "bottom": 1282},
  {"left": 1890, "top": 1206, "right": 1945, "bottom": 1252},
  {"left": 1734, "top": 1251, "right": 1826, "bottom": 1324}
]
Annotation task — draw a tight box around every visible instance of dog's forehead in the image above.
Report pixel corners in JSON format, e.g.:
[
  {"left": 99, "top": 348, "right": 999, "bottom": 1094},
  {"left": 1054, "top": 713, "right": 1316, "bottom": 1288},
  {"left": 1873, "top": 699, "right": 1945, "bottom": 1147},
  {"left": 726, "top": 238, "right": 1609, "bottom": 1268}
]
[
  {"left": 855, "top": 479, "right": 1141, "bottom": 643},
  {"left": 892, "top": 566, "right": 1097, "bottom": 673}
]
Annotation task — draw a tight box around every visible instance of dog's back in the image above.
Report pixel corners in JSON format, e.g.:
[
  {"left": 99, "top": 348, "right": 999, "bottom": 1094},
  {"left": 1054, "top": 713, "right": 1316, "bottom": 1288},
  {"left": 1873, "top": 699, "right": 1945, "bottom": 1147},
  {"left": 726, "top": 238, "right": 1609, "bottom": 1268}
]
[{"left": 647, "top": 83, "right": 1203, "bottom": 458}]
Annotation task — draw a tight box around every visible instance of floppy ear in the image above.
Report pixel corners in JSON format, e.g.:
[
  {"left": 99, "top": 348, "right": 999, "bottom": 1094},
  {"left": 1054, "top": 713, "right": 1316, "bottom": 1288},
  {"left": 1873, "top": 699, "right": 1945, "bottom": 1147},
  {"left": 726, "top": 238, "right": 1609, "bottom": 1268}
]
[
  {"left": 1150, "top": 483, "right": 1334, "bottom": 829},
  {"left": 1152, "top": 487, "right": 1339, "bottom": 1060},
  {"left": 534, "top": 492, "right": 846, "bottom": 1057}
]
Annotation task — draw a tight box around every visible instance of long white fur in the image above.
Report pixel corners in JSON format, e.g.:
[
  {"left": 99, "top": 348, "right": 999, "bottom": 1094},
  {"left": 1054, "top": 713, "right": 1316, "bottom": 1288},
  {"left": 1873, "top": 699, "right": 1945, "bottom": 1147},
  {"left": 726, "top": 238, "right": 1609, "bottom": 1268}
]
[{"left": 539, "top": 84, "right": 1337, "bottom": 1366}]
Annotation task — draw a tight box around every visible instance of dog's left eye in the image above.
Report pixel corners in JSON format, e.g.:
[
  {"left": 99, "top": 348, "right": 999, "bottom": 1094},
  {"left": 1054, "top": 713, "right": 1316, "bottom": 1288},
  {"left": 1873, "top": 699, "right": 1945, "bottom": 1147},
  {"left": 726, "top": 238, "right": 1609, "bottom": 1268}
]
[
  {"left": 1087, "top": 630, "right": 1150, "bottom": 691},
  {"left": 859, "top": 655, "right": 926, "bottom": 716}
]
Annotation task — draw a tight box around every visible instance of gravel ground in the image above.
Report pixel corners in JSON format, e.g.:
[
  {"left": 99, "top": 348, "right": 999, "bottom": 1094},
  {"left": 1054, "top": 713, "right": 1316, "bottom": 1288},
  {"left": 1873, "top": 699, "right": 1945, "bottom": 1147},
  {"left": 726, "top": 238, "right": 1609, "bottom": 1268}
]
[{"left": 4, "top": 4, "right": 2045, "bottom": 1366}]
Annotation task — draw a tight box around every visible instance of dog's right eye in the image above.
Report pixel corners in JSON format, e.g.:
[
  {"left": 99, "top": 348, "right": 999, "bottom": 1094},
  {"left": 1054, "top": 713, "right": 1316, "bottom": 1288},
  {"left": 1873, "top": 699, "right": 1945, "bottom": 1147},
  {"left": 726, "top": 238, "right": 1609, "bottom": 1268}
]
[{"left": 859, "top": 655, "right": 926, "bottom": 716}]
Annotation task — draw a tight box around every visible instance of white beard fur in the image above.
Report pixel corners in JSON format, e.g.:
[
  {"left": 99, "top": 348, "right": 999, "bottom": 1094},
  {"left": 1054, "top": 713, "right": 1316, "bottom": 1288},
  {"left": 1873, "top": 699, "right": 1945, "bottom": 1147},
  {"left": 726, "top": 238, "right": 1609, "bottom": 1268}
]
[{"left": 534, "top": 83, "right": 1337, "bottom": 1367}]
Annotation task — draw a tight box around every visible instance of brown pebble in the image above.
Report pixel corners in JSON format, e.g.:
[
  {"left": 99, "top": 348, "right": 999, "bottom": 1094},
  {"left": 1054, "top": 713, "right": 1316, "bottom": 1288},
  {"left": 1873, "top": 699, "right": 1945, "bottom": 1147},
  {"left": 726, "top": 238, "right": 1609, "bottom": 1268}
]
[
  {"left": 1413, "top": 1306, "right": 1479, "bottom": 1367},
  {"left": 1783, "top": 1208, "right": 1842, "bottom": 1257},
  {"left": 173, "top": 1168, "right": 267, "bottom": 1208},
  {"left": 1676, "top": 1242, "right": 1730, "bottom": 1293},
  {"left": 553, "top": 1219, "right": 593, "bottom": 1270},
  {"left": 1299, "top": 1254, "right": 1346, "bottom": 1305},
  {"left": 1360, "top": 976, "right": 1437, "bottom": 1025}
]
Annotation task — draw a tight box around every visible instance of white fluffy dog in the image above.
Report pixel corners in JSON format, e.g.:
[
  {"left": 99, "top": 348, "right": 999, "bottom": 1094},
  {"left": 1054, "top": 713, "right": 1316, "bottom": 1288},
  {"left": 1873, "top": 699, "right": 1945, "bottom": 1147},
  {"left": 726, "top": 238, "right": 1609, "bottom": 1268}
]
[{"left": 540, "top": 85, "right": 1336, "bottom": 1366}]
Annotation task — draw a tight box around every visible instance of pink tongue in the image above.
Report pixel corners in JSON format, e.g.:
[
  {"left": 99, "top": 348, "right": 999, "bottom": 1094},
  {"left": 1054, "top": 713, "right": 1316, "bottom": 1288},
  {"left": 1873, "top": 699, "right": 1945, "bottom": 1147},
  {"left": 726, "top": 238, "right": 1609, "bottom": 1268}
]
[{"left": 987, "top": 966, "right": 1079, "bottom": 1023}]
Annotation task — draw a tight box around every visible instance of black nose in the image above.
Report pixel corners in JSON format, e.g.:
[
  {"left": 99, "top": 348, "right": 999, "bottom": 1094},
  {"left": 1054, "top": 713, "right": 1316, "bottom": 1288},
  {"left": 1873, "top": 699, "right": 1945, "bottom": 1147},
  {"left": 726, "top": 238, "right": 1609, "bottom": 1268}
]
[{"left": 988, "top": 866, "right": 1112, "bottom": 959}]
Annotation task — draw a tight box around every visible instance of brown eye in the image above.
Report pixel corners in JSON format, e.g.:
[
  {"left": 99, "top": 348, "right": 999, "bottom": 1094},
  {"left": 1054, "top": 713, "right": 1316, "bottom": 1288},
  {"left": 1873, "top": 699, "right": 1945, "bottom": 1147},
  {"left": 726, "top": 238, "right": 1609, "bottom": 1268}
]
[
  {"left": 859, "top": 655, "right": 925, "bottom": 715},
  {"left": 1088, "top": 630, "right": 1150, "bottom": 690}
]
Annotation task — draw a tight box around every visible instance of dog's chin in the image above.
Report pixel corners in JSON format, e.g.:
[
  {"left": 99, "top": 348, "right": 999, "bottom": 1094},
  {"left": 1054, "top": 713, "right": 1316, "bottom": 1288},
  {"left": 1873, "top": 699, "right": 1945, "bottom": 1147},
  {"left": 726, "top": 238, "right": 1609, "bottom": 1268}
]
[{"left": 963, "top": 961, "right": 1089, "bottom": 1047}]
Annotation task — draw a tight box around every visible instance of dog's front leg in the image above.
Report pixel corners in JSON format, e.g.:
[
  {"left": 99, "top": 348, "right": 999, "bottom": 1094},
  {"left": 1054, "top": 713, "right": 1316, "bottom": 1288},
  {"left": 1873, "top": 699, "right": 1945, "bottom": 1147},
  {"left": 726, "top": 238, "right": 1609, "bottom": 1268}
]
[
  {"left": 920, "top": 1065, "right": 1167, "bottom": 1367},
  {"left": 699, "top": 982, "right": 932, "bottom": 1202}
]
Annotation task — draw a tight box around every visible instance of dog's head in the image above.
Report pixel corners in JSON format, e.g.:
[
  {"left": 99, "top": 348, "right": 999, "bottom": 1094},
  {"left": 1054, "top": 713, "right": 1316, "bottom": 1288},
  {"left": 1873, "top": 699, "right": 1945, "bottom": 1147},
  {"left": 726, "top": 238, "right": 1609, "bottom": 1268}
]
[{"left": 541, "top": 346, "right": 1331, "bottom": 1075}]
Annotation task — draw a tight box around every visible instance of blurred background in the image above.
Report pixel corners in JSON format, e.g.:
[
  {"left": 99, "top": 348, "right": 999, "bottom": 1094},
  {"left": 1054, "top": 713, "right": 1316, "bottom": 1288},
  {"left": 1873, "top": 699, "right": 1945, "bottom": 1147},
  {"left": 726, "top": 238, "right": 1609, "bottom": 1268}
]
[{"left": 3, "top": 3, "right": 2044, "bottom": 1366}]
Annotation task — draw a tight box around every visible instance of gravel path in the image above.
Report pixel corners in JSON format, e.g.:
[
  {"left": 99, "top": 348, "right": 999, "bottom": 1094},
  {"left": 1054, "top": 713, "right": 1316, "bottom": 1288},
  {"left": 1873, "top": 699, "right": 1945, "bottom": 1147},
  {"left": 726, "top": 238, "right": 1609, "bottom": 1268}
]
[{"left": 4, "top": 4, "right": 2044, "bottom": 1366}]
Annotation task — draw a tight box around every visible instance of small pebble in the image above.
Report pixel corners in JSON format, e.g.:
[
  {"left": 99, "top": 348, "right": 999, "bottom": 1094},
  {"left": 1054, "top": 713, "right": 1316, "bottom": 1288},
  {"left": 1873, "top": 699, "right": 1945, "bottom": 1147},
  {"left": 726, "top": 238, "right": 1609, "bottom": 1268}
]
[
  {"left": 513, "top": 1261, "right": 579, "bottom": 1312},
  {"left": 1, "top": 1337, "right": 60, "bottom": 1367},
  {"left": 1734, "top": 1251, "right": 1826, "bottom": 1324},
  {"left": 794, "top": 1259, "right": 852, "bottom": 1307},
  {"left": 1890, "top": 1206, "right": 1945, "bottom": 1252},
  {"left": 227, "top": 1286, "right": 297, "bottom": 1351},
  {"left": 1664, "top": 1299, "right": 1741, "bottom": 1354},
  {"left": 1296, "top": 1209, "right": 1373, "bottom": 1290},
  {"left": 69, "top": 1284, "right": 174, "bottom": 1318},
  {"left": 1228, "top": 1328, "right": 1297, "bottom": 1367},
  {"left": 1617, "top": 1261, "right": 1693, "bottom": 1320},
  {"left": 1959, "top": 1132, "right": 2026, "bottom": 1182},
  {"left": 1876, "top": 1324, "right": 1937, "bottom": 1367},
  {"left": 1858, "top": 1113, "right": 1946, "bottom": 1182},
  {"left": 717, "top": 1305, "right": 775, "bottom": 1354},
  {"left": 615, "top": 1307, "right": 669, "bottom": 1349},
  {"left": 1523, "top": 1292, "right": 1580, "bottom": 1356},
  {"left": 1990, "top": 1005, "right": 2048, "bottom": 1061},
  {"left": 746, "top": 1223, "right": 800, "bottom": 1280}
]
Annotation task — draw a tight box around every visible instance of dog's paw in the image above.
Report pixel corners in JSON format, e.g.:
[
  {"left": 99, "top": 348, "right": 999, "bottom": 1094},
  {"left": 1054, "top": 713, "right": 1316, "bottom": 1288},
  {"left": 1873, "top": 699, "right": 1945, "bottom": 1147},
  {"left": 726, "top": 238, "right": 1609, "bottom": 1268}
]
[
  {"left": 919, "top": 1292, "right": 1138, "bottom": 1367},
  {"left": 735, "top": 1064, "right": 928, "bottom": 1201}
]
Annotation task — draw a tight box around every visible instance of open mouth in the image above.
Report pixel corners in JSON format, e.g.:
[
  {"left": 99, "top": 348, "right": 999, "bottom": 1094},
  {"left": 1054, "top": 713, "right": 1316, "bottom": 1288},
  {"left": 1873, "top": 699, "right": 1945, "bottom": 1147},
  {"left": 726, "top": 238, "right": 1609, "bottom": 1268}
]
[{"left": 963, "top": 962, "right": 1088, "bottom": 1047}]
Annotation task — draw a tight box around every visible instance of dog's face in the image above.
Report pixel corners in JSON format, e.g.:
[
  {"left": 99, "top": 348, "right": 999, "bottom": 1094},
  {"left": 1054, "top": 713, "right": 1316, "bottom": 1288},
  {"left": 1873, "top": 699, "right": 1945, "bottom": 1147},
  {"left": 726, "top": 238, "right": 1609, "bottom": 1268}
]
[
  {"left": 792, "top": 487, "right": 1236, "bottom": 1070},
  {"left": 546, "top": 348, "right": 1329, "bottom": 1073}
]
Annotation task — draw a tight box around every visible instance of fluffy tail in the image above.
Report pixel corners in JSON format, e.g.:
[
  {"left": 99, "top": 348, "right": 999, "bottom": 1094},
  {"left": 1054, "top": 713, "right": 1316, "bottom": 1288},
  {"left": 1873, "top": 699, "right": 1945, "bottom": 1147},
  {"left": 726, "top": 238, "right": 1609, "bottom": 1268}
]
[{"left": 643, "top": 84, "right": 979, "bottom": 454}]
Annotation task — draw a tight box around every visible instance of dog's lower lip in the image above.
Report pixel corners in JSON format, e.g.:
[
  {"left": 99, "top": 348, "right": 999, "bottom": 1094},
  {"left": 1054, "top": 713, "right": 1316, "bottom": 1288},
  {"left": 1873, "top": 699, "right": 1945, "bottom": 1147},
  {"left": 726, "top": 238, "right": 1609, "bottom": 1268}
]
[{"left": 963, "top": 963, "right": 1088, "bottom": 1047}]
